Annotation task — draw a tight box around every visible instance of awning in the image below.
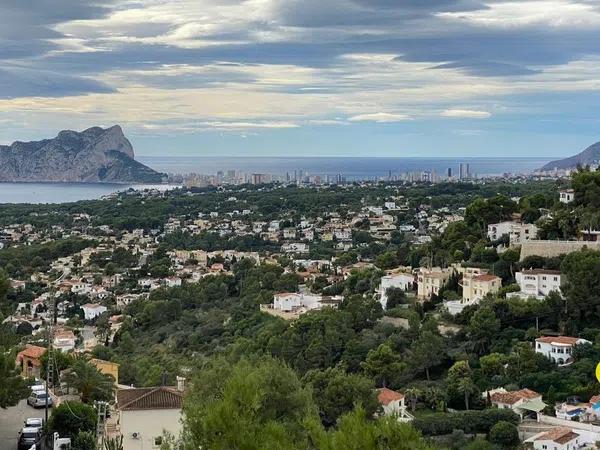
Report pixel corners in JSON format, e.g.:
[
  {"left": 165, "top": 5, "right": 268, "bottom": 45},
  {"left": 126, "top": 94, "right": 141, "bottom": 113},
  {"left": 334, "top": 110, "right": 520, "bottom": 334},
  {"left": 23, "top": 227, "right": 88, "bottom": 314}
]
[{"left": 519, "top": 398, "right": 547, "bottom": 412}]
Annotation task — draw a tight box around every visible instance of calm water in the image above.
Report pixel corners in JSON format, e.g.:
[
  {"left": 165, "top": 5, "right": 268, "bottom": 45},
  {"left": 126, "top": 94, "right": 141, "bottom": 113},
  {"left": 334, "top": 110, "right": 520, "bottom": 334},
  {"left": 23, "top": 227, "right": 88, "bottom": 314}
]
[
  {"left": 140, "top": 156, "right": 551, "bottom": 179},
  {"left": 0, "top": 157, "right": 551, "bottom": 204},
  {"left": 0, "top": 183, "right": 175, "bottom": 205}
]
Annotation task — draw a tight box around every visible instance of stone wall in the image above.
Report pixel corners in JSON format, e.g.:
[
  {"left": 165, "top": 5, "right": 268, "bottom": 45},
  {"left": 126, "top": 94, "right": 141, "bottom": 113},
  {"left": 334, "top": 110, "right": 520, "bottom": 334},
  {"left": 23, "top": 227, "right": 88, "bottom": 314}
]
[{"left": 519, "top": 240, "right": 600, "bottom": 261}]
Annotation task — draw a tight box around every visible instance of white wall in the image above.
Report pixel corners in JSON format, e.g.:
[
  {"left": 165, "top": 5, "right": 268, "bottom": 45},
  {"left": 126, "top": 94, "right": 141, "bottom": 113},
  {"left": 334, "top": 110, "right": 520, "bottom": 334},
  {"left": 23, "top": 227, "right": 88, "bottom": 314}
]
[{"left": 121, "top": 409, "right": 182, "bottom": 450}]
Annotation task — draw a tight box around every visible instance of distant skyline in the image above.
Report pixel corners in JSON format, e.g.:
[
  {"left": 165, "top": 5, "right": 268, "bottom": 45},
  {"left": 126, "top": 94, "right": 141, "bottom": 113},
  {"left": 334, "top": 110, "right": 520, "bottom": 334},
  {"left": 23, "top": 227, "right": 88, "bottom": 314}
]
[{"left": 1, "top": 0, "right": 600, "bottom": 157}]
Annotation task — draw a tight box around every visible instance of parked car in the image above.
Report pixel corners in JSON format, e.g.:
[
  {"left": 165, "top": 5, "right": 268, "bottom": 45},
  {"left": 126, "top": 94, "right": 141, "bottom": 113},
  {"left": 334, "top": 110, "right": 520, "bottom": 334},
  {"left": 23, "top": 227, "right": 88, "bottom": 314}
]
[
  {"left": 24, "top": 418, "right": 43, "bottom": 431},
  {"left": 29, "top": 384, "right": 45, "bottom": 394},
  {"left": 17, "top": 427, "right": 42, "bottom": 450},
  {"left": 27, "top": 391, "right": 52, "bottom": 408}
]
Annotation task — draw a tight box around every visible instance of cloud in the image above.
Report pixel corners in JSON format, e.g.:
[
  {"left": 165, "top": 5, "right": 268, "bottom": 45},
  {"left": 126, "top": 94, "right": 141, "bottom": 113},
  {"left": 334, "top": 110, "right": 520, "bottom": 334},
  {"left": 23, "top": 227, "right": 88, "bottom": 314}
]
[
  {"left": 436, "top": 1, "right": 600, "bottom": 28},
  {"left": 348, "top": 112, "right": 411, "bottom": 123},
  {"left": 441, "top": 109, "right": 491, "bottom": 118},
  {"left": 0, "top": 67, "right": 115, "bottom": 99}
]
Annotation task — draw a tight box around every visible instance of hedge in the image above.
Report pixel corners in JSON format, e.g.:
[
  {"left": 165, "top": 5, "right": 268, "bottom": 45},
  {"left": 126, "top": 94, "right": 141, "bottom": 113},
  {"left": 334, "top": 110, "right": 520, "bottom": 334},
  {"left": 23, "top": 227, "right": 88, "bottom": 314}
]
[{"left": 412, "top": 409, "right": 520, "bottom": 436}]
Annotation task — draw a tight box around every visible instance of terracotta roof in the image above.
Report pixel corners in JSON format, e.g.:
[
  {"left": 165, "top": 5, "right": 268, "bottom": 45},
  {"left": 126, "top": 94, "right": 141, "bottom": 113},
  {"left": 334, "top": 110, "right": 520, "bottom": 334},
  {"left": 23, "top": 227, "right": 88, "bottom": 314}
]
[
  {"left": 490, "top": 388, "right": 540, "bottom": 405},
  {"left": 521, "top": 269, "right": 561, "bottom": 275},
  {"left": 473, "top": 274, "right": 500, "bottom": 282},
  {"left": 536, "top": 336, "right": 582, "bottom": 346},
  {"left": 589, "top": 395, "right": 600, "bottom": 404},
  {"left": 117, "top": 387, "right": 184, "bottom": 411},
  {"left": 377, "top": 387, "right": 404, "bottom": 405},
  {"left": 17, "top": 345, "right": 47, "bottom": 360},
  {"left": 82, "top": 303, "right": 104, "bottom": 309},
  {"left": 535, "top": 427, "right": 579, "bottom": 444}
]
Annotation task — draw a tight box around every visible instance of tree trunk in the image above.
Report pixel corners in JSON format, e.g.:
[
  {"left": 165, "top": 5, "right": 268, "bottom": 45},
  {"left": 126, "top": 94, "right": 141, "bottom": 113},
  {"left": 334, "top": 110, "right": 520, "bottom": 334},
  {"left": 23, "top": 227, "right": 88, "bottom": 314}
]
[
  {"left": 464, "top": 392, "right": 470, "bottom": 410},
  {"left": 425, "top": 367, "right": 430, "bottom": 381}
]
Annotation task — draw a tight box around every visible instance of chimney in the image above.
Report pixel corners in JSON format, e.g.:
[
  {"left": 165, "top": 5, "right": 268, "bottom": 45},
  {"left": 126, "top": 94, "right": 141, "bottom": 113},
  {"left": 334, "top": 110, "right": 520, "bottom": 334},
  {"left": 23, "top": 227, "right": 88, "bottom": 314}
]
[{"left": 176, "top": 376, "right": 186, "bottom": 392}]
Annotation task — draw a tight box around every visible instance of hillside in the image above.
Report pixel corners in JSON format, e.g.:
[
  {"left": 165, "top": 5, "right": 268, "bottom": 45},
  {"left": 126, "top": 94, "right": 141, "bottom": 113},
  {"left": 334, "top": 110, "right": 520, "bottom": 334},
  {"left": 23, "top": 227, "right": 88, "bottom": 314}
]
[{"left": 540, "top": 141, "right": 600, "bottom": 171}]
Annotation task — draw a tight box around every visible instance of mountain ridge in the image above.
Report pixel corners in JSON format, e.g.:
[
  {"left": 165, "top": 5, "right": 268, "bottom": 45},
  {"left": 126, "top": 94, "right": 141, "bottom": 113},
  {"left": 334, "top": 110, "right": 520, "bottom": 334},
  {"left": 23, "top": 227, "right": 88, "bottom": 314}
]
[
  {"left": 0, "top": 126, "right": 164, "bottom": 183},
  {"left": 540, "top": 141, "right": 600, "bottom": 171}
]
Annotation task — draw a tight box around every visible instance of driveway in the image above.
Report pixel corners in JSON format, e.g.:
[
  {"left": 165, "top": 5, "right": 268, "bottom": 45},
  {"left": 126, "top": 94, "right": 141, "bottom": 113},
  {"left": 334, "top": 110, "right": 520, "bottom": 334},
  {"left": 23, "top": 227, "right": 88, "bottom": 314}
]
[{"left": 0, "top": 399, "right": 48, "bottom": 450}]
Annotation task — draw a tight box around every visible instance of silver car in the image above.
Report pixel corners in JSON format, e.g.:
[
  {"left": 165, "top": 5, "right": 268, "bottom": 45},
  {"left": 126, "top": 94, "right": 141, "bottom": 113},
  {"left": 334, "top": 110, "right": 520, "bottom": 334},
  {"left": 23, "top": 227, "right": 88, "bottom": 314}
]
[{"left": 27, "top": 391, "right": 53, "bottom": 408}]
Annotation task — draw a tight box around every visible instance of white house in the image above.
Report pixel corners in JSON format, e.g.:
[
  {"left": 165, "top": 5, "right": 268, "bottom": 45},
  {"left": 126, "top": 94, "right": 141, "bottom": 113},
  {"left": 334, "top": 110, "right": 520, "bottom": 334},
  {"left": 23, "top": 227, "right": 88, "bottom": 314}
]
[
  {"left": 52, "top": 329, "right": 76, "bottom": 353},
  {"left": 379, "top": 272, "right": 414, "bottom": 309},
  {"left": 376, "top": 388, "right": 413, "bottom": 422},
  {"left": 163, "top": 276, "right": 182, "bottom": 288},
  {"left": 559, "top": 189, "right": 575, "bottom": 204},
  {"left": 535, "top": 336, "right": 591, "bottom": 366},
  {"left": 116, "top": 386, "right": 184, "bottom": 450},
  {"left": 526, "top": 427, "right": 584, "bottom": 450},
  {"left": 81, "top": 303, "right": 107, "bottom": 320},
  {"left": 508, "top": 269, "right": 562, "bottom": 300},
  {"left": 262, "top": 292, "right": 343, "bottom": 319},
  {"left": 490, "top": 388, "right": 545, "bottom": 421},
  {"left": 487, "top": 221, "right": 513, "bottom": 241},
  {"left": 509, "top": 223, "right": 538, "bottom": 246},
  {"left": 488, "top": 221, "right": 538, "bottom": 245},
  {"left": 281, "top": 243, "right": 309, "bottom": 254}
]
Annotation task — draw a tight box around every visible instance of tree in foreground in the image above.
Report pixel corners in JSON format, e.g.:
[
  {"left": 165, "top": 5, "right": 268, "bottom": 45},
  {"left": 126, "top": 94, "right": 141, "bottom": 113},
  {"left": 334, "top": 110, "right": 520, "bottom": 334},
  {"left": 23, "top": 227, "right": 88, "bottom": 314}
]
[
  {"left": 176, "top": 356, "right": 436, "bottom": 450},
  {"left": 0, "top": 349, "right": 30, "bottom": 409},
  {"left": 489, "top": 421, "right": 519, "bottom": 448},
  {"left": 49, "top": 401, "right": 97, "bottom": 438},
  {"left": 181, "top": 356, "right": 317, "bottom": 450},
  {"left": 303, "top": 366, "right": 378, "bottom": 427}
]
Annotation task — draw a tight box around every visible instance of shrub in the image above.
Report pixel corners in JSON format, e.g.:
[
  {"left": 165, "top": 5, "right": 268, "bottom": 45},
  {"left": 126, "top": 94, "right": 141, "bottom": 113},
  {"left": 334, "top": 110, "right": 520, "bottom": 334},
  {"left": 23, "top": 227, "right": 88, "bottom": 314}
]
[{"left": 412, "top": 409, "right": 519, "bottom": 436}]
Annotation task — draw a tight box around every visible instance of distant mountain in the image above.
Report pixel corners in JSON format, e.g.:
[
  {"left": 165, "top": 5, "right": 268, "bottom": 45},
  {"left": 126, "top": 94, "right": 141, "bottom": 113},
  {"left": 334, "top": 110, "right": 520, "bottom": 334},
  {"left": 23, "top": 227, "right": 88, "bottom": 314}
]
[
  {"left": 540, "top": 141, "right": 600, "bottom": 171},
  {"left": 0, "top": 125, "right": 164, "bottom": 183}
]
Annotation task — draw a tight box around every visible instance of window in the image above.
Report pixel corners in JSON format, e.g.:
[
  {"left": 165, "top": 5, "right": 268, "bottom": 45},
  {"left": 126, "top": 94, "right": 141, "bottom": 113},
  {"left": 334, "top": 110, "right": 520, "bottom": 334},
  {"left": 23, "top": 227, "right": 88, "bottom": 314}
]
[{"left": 154, "top": 436, "right": 163, "bottom": 447}]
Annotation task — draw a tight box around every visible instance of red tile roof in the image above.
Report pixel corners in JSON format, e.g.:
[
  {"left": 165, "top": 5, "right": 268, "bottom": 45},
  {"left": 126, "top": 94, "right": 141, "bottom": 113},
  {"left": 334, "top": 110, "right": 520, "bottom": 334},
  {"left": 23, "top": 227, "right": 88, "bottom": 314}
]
[
  {"left": 117, "top": 387, "right": 184, "bottom": 411},
  {"left": 490, "top": 388, "right": 540, "bottom": 405},
  {"left": 535, "top": 427, "right": 579, "bottom": 444},
  {"left": 589, "top": 395, "right": 600, "bottom": 404},
  {"left": 17, "top": 345, "right": 47, "bottom": 360},
  {"left": 377, "top": 387, "right": 404, "bottom": 405},
  {"left": 536, "top": 336, "right": 582, "bottom": 345}
]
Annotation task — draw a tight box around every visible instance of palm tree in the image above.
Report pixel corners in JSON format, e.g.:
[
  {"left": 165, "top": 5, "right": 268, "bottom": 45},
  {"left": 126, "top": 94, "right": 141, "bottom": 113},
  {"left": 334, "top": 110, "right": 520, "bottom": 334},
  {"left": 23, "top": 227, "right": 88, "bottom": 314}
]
[
  {"left": 104, "top": 436, "right": 124, "bottom": 450},
  {"left": 64, "top": 358, "right": 115, "bottom": 403},
  {"left": 404, "top": 387, "right": 421, "bottom": 412},
  {"left": 457, "top": 377, "right": 477, "bottom": 410}
]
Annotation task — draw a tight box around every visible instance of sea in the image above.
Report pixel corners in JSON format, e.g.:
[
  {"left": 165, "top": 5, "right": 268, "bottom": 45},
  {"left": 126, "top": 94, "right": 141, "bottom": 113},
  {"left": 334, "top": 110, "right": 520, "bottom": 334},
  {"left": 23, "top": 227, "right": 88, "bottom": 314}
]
[{"left": 0, "top": 156, "right": 550, "bottom": 205}]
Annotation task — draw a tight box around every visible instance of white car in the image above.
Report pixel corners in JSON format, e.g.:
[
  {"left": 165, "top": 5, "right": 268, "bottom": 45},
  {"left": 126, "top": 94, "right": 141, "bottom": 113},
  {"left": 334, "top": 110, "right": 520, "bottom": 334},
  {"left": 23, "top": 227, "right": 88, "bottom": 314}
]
[
  {"left": 27, "top": 391, "right": 52, "bottom": 408},
  {"left": 30, "top": 384, "right": 45, "bottom": 394},
  {"left": 24, "top": 418, "right": 43, "bottom": 431}
]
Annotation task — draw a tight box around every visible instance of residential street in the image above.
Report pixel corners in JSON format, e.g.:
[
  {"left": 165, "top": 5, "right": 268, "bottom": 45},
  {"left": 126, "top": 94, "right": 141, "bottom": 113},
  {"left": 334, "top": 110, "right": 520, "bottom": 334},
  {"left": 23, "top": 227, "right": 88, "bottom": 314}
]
[{"left": 0, "top": 399, "right": 47, "bottom": 450}]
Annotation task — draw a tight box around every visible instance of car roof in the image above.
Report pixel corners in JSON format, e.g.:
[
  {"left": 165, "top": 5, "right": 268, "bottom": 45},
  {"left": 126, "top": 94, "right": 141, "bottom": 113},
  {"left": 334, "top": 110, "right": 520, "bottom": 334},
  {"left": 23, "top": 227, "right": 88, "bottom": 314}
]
[
  {"left": 22, "top": 427, "right": 40, "bottom": 433},
  {"left": 25, "top": 418, "right": 43, "bottom": 424}
]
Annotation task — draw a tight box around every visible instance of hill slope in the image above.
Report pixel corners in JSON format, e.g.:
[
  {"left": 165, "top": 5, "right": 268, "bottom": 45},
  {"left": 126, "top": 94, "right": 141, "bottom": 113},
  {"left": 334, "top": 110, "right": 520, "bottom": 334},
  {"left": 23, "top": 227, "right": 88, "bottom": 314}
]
[
  {"left": 0, "top": 125, "right": 164, "bottom": 183},
  {"left": 540, "top": 141, "right": 600, "bottom": 171}
]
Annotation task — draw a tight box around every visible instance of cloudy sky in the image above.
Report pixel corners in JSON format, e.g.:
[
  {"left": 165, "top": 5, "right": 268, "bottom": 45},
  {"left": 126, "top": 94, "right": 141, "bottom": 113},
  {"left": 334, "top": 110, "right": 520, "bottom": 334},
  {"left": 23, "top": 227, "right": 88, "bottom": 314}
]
[{"left": 1, "top": 0, "right": 599, "bottom": 157}]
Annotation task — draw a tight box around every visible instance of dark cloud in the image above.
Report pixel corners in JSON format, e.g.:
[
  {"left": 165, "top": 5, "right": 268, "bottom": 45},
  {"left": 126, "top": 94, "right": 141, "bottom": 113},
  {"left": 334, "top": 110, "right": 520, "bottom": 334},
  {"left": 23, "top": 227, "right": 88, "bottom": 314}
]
[
  {"left": 0, "top": 0, "right": 117, "bottom": 60},
  {"left": 0, "top": 67, "right": 115, "bottom": 98}
]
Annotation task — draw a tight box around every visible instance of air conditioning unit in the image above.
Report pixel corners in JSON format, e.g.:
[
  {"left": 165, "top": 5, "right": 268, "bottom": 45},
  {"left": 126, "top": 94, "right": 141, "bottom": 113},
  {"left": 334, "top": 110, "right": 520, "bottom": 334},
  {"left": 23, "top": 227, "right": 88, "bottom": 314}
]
[{"left": 132, "top": 432, "right": 141, "bottom": 440}]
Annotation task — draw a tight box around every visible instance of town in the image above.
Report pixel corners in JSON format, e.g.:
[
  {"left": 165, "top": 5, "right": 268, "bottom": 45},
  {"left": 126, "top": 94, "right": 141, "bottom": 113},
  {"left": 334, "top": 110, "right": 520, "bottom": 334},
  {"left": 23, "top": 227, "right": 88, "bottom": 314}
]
[{"left": 2, "top": 168, "right": 600, "bottom": 450}]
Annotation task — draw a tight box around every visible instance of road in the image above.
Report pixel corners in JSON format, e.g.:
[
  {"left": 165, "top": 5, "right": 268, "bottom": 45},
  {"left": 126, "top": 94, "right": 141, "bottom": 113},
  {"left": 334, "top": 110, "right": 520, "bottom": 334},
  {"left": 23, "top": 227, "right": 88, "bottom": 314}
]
[{"left": 0, "top": 399, "right": 47, "bottom": 450}]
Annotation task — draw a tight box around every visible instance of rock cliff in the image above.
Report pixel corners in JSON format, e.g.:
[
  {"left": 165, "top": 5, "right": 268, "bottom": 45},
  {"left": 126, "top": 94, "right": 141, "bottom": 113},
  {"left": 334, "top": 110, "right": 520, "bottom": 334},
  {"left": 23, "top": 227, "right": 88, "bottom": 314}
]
[{"left": 0, "top": 125, "right": 164, "bottom": 183}]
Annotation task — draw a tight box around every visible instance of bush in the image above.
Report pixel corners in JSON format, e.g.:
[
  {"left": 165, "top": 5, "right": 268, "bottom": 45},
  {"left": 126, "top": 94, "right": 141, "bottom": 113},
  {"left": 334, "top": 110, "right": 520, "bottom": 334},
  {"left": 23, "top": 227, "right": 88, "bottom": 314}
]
[
  {"left": 412, "top": 408, "right": 519, "bottom": 436},
  {"left": 73, "top": 430, "right": 97, "bottom": 450},
  {"left": 489, "top": 421, "right": 519, "bottom": 448},
  {"left": 49, "top": 401, "right": 97, "bottom": 438}
]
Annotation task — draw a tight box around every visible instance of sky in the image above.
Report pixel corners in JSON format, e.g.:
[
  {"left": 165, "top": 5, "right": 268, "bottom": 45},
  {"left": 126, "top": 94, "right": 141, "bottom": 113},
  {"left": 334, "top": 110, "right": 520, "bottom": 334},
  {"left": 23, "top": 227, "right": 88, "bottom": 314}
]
[{"left": 1, "top": 0, "right": 600, "bottom": 157}]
